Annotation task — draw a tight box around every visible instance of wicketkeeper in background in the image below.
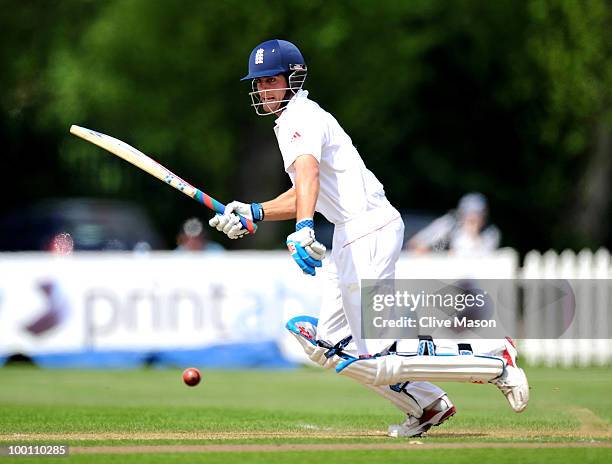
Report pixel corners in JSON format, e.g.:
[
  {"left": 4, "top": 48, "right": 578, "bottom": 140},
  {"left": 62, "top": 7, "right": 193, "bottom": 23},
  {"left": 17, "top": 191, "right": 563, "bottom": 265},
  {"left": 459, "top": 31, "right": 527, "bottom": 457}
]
[{"left": 210, "top": 39, "right": 529, "bottom": 437}]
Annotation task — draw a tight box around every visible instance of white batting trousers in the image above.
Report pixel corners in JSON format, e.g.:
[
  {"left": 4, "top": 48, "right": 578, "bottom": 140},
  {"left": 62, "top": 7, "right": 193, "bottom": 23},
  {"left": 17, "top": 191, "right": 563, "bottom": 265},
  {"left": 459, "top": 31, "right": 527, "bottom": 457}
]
[{"left": 316, "top": 212, "right": 445, "bottom": 413}]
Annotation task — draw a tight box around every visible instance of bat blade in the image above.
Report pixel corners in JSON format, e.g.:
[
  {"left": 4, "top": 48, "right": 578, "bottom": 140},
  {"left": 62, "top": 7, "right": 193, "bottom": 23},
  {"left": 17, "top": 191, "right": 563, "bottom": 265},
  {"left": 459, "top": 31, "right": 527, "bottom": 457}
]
[{"left": 69, "top": 125, "right": 257, "bottom": 233}]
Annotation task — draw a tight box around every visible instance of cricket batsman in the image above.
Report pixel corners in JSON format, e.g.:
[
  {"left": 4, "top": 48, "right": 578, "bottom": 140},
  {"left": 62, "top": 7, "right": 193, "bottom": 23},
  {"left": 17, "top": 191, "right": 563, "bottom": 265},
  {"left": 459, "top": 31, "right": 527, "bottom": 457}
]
[{"left": 210, "top": 39, "right": 529, "bottom": 437}]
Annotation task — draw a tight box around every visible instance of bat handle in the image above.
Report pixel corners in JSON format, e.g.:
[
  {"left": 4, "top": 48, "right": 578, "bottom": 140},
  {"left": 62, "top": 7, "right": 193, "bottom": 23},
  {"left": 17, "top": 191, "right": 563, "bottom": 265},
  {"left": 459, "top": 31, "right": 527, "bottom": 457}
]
[
  {"left": 194, "top": 190, "right": 258, "bottom": 234},
  {"left": 238, "top": 215, "right": 258, "bottom": 234}
]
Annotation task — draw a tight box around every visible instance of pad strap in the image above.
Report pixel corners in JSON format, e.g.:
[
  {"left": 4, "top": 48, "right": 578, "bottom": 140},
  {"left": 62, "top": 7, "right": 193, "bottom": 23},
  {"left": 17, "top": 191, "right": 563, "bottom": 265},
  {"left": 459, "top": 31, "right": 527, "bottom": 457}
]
[
  {"left": 317, "top": 335, "right": 353, "bottom": 359},
  {"left": 418, "top": 335, "right": 436, "bottom": 356}
]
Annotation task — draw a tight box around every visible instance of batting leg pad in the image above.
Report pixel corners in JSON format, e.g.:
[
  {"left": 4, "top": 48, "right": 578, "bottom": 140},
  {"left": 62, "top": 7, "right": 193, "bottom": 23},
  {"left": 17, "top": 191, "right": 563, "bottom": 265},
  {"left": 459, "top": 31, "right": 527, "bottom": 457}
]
[{"left": 336, "top": 354, "right": 504, "bottom": 386}]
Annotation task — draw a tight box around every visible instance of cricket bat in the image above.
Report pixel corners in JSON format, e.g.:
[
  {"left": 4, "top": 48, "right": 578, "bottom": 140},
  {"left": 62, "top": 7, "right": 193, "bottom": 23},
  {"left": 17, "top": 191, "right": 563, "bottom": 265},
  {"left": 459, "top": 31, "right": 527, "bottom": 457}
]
[{"left": 69, "top": 125, "right": 257, "bottom": 233}]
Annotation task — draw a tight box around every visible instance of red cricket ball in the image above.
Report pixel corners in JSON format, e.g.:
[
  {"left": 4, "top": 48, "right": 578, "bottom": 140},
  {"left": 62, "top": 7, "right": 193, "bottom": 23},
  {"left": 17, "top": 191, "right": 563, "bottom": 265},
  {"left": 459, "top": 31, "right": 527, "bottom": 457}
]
[{"left": 182, "top": 367, "right": 201, "bottom": 387}]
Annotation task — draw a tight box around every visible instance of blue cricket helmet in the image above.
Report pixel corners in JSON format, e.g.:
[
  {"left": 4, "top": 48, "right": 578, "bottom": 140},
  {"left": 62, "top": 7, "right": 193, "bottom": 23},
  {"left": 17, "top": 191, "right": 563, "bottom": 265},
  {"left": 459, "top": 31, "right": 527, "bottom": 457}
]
[{"left": 241, "top": 39, "right": 307, "bottom": 81}]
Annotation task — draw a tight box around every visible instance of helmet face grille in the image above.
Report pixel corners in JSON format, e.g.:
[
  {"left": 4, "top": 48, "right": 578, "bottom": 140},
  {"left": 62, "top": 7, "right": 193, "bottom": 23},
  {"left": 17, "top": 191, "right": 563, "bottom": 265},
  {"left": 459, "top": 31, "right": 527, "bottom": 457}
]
[
  {"left": 247, "top": 68, "right": 308, "bottom": 116},
  {"left": 288, "top": 68, "right": 307, "bottom": 92}
]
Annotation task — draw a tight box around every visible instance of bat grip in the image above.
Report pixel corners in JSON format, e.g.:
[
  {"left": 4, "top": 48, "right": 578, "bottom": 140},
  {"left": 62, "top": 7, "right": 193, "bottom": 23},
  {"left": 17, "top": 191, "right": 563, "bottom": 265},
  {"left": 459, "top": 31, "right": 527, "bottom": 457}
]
[
  {"left": 239, "top": 215, "right": 258, "bottom": 234},
  {"left": 195, "top": 190, "right": 257, "bottom": 234}
]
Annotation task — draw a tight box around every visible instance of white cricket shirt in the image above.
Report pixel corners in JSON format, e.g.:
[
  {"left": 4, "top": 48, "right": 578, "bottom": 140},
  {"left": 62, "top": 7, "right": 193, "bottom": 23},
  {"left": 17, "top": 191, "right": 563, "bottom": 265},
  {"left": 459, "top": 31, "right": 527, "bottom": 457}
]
[{"left": 274, "top": 90, "right": 400, "bottom": 241}]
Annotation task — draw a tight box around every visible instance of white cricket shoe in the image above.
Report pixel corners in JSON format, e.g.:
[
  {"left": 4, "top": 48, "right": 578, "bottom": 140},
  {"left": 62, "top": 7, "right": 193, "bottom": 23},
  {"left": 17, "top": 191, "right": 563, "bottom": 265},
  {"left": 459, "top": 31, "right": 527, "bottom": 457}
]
[
  {"left": 490, "top": 337, "right": 530, "bottom": 413},
  {"left": 387, "top": 395, "right": 456, "bottom": 438}
]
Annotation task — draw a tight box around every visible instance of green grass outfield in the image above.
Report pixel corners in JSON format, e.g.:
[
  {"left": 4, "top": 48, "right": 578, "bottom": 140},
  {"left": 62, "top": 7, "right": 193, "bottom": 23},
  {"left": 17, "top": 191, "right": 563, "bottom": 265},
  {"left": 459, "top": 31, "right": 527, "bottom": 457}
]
[{"left": 0, "top": 365, "right": 610, "bottom": 463}]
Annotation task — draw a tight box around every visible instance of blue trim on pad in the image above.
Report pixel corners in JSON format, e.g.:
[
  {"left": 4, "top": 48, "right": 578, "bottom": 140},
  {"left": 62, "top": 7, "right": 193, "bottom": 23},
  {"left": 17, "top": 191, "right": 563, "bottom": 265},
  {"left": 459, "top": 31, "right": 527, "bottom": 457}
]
[{"left": 285, "top": 315, "right": 319, "bottom": 346}]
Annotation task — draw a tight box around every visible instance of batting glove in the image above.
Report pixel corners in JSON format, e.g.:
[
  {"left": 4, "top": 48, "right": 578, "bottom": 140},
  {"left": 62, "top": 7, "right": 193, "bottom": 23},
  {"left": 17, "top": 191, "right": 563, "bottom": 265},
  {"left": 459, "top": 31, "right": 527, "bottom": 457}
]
[
  {"left": 286, "top": 219, "right": 326, "bottom": 276},
  {"left": 209, "top": 201, "right": 264, "bottom": 239}
]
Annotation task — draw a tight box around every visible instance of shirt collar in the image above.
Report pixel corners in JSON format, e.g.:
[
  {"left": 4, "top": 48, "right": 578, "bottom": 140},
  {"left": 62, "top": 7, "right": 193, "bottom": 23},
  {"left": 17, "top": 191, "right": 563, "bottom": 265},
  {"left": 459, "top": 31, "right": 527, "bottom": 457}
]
[{"left": 275, "top": 89, "right": 309, "bottom": 126}]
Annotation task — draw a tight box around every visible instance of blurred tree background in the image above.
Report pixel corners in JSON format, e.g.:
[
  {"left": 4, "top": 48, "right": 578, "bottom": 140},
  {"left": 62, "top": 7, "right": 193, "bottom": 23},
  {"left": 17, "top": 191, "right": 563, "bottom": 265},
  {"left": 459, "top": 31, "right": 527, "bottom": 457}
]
[{"left": 1, "top": 0, "right": 610, "bottom": 252}]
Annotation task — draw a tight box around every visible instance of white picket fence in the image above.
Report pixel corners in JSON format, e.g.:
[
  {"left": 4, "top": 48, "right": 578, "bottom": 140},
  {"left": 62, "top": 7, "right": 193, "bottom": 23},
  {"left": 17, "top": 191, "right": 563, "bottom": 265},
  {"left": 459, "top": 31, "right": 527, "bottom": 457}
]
[{"left": 520, "top": 248, "right": 612, "bottom": 366}]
